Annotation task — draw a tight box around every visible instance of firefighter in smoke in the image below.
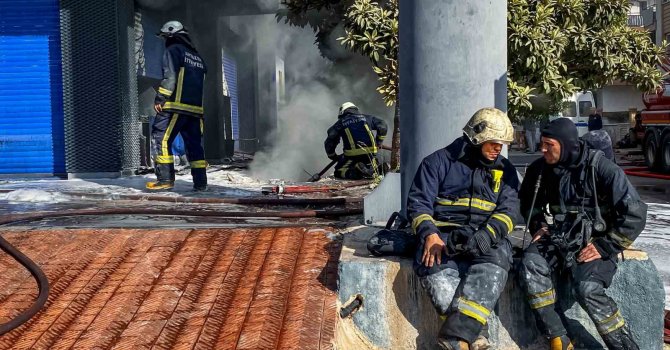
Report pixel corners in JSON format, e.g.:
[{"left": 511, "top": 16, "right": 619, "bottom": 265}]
[
  {"left": 324, "top": 102, "right": 388, "bottom": 179},
  {"left": 147, "top": 20, "right": 208, "bottom": 191},
  {"left": 519, "top": 118, "right": 647, "bottom": 350},
  {"left": 407, "top": 108, "right": 520, "bottom": 349}
]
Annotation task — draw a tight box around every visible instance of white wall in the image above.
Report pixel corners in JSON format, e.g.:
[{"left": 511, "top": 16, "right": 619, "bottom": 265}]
[
  {"left": 630, "top": 1, "right": 641, "bottom": 15},
  {"left": 597, "top": 85, "right": 646, "bottom": 112}
]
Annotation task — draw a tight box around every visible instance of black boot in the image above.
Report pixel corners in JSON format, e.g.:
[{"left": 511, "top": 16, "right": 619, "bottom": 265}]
[
  {"left": 601, "top": 326, "right": 639, "bottom": 350},
  {"left": 354, "top": 162, "right": 375, "bottom": 179},
  {"left": 192, "top": 167, "right": 207, "bottom": 191},
  {"left": 147, "top": 163, "right": 175, "bottom": 190}
]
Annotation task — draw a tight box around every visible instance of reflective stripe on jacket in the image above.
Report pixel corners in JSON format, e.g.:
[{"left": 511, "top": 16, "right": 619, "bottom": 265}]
[
  {"left": 155, "top": 43, "right": 207, "bottom": 117},
  {"left": 407, "top": 137, "right": 521, "bottom": 242},
  {"left": 324, "top": 113, "right": 388, "bottom": 158}
]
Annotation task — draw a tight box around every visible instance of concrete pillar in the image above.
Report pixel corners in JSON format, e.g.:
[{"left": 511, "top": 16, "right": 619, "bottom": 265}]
[{"left": 398, "top": 0, "right": 507, "bottom": 213}]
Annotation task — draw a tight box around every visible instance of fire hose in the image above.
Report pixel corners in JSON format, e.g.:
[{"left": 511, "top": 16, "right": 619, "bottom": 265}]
[
  {"left": 261, "top": 180, "right": 371, "bottom": 195},
  {"left": 0, "top": 206, "right": 362, "bottom": 335},
  {"left": 623, "top": 167, "right": 670, "bottom": 180},
  {"left": 0, "top": 235, "right": 49, "bottom": 335}
]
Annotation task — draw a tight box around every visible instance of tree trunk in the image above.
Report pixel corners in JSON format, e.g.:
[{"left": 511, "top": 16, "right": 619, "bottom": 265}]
[{"left": 391, "top": 99, "right": 400, "bottom": 170}]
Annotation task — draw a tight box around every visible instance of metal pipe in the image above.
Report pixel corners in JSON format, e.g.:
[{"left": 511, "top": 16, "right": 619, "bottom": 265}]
[
  {"left": 0, "top": 207, "right": 363, "bottom": 226},
  {"left": 0, "top": 189, "right": 361, "bottom": 206}
]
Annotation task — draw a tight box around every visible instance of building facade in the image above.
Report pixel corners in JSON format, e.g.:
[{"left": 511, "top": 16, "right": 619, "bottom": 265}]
[{"left": 0, "top": 0, "right": 284, "bottom": 177}]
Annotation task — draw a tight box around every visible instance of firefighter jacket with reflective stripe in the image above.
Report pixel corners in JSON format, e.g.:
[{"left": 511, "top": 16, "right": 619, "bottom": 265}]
[
  {"left": 324, "top": 113, "right": 388, "bottom": 158},
  {"left": 407, "top": 137, "right": 521, "bottom": 242},
  {"left": 155, "top": 42, "right": 207, "bottom": 117},
  {"left": 520, "top": 142, "right": 647, "bottom": 253}
]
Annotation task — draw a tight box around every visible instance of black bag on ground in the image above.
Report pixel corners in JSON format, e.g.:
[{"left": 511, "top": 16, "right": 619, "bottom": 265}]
[{"left": 367, "top": 212, "right": 418, "bottom": 258}]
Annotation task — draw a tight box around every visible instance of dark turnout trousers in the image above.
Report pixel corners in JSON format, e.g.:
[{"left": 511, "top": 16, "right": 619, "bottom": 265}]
[
  {"left": 334, "top": 154, "right": 377, "bottom": 180},
  {"left": 151, "top": 111, "right": 207, "bottom": 187},
  {"left": 415, "top": 234, "right": 513, "bottom": 344},
  {"left": 520, "top": 238, "right": 639, "bottom": 349}
]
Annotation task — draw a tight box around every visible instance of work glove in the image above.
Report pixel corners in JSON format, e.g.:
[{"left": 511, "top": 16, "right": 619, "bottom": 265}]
[
  {"left": 592, "top": 236, "right": 622, "bottom": 260},
  {"left": 327, "top": 153, "right": 339, "bottom": 161},
  {"left": 465, "top": 229, "right": 493, "bottom": 257},
  {"left": 445, "top": 228, "right": 470, "bottom": 256}
]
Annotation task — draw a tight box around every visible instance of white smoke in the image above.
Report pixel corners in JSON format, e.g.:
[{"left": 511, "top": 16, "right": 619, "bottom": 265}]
[
  {"left": 151, "top": 1, "right": 393, "bottom": 181},
  {"left": 249, "top": 22, "right": 392, "bottom": 181}
]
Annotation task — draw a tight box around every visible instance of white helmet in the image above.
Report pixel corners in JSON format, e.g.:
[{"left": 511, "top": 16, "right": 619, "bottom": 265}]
[
  {"left": 338, "top": 102, "right": 358, "bottom": 116},
  {"left": 158, "top": 20, "right": 188, "bottom": 37},
  {"left": 462, "top": 107, "right": 514, "bottom": 145}
]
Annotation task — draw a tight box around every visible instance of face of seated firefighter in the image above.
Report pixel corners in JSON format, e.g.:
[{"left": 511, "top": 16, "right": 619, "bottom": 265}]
[
  {"left": 480, "top": 141, "right": 503, "bottom": 161},
  {"left": 541, "top": 137, "right": 561, "bottom": 165}
]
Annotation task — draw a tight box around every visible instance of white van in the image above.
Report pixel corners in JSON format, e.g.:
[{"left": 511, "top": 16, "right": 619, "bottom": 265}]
[{"left": 549, "top": 91, "right": 596, "bottom": 137}]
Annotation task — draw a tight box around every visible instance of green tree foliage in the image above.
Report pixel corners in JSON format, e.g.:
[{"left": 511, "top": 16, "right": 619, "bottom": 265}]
[
  {"left": 281, "top": 0, "right": 666, "bottom": 151},
  {"left": 508, "top": 0, "right": 666, "bottom": 121}
]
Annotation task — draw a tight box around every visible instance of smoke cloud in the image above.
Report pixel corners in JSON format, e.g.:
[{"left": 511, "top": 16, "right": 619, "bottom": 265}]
[
  {"left": 147, "top": 0, "right": 392, "bottom": 181},
  {"left": 249, "top": 22, "right": 392, "bottom": 181}
]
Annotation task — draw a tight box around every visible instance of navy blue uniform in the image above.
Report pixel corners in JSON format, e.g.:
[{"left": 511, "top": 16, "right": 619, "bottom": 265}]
[
  {"left": 407, "top": 136, "right": 520, "bottom": 344},
  {"left": 324, "top": 112, "right": 387, "bottom": 179},
  {"left": 519, "top": 143, "right": 646, "bottom": 348},
  {"left": 152, "top": 38, "right": 207, "bottom": 187}
]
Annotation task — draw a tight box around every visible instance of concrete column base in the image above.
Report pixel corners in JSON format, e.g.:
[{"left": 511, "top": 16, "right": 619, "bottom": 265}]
[{"left": 337, "top": 227, "right": 664, "bottom": 350}]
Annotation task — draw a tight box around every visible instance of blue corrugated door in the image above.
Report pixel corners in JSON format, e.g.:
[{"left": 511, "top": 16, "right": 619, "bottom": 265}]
[
  {"left": 0, "top": 0, "right": 64, "bottom": 174},
  {"left": 222, "top": 54, "right": 239, "bottom": 149}
]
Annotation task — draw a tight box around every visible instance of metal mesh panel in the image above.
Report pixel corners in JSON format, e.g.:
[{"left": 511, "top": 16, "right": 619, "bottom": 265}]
[
  {"left": 119, "top": 3, "right": 140, "bottom": 172},
  {"left": 60, "top": 0, "right": 139, "bottom": 174}
]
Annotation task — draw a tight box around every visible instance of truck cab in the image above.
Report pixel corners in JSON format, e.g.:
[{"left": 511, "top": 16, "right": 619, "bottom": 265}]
[{"left": 549, "top": 91, "right": 596, "bottom": 137}]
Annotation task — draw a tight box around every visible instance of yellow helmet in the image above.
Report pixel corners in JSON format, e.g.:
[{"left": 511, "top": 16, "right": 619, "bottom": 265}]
[{"left": 462, "top": 108, "right": 514, "bottom": 145}]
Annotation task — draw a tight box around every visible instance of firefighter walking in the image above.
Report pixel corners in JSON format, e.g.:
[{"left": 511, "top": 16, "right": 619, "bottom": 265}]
[
  {"left": 147, "top": 20, "right": 208, "bottom": 191},
  {"left": 519, "top": 118, "right": 647, "bottom": 349},
  {"left": 407, "top": 108, "right": 520, "bottom": 349}
]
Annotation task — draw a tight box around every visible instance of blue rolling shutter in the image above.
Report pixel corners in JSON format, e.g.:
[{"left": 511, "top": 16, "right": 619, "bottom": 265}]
[
  {"left": 222, "top": 54, "right": 239, "bottom": 149},
  {"left": 0, "top": 0, "right": 64, "bottom": 174}
]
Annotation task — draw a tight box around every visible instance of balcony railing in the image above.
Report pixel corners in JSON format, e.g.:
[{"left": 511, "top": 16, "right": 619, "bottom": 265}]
[{"left": 628, "top": 14, "right": 645, "bottom": 27}]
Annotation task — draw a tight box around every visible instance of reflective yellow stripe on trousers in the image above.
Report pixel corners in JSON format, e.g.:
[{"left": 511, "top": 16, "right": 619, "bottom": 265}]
[
  {"left": 528, "top": 289, "right": 556, "bottom": 309},
  {"left": 157, "top": 114, "right": 179, "bottom": 164},
  {"left": 457, "top": 298, "right": 490, "bottom": 325},
  {"left": 596, "top": 309, "right": 625, "bottom": 335}
]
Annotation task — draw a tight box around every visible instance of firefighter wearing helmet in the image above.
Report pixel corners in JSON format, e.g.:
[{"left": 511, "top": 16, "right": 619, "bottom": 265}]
[
  {"left": 406, "top": 107, "right": 519, "bottom": 349},
  {"left": 324, "top": 102, "right": 388, "bottom": 179},
  {"left": 147, "top": 20, "right": 208, "bottom": 191}
]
